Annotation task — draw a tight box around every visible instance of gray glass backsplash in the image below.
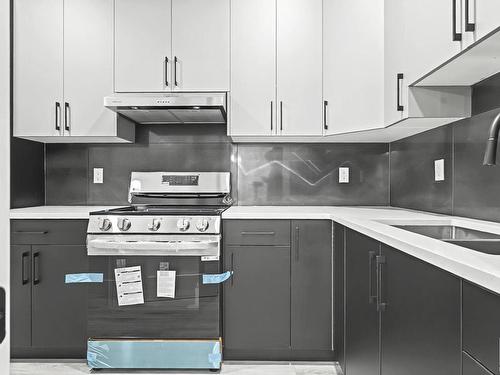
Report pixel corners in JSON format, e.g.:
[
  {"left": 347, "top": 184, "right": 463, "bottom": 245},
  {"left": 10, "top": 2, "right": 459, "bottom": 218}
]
[{"left": 45, "top": 125, "right": 390, "bottom": 206}]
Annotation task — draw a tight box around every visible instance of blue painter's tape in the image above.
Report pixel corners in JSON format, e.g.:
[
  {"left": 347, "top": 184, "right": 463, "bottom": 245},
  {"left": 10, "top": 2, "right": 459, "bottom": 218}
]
[
  {"left": 65, "top": 273, "right": 104, "bottom": 284},
  {"left": 208, "top": 352, "right": 222, "bottom": 366},
  {"left": 202, "top": 271, "right": 232, "bottom": 285}
]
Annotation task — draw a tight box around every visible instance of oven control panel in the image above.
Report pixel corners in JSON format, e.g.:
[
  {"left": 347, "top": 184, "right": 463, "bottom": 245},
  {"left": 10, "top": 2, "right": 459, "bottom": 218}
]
[{"left": 87, "top": 215, "right": 221, "bottom": 234}]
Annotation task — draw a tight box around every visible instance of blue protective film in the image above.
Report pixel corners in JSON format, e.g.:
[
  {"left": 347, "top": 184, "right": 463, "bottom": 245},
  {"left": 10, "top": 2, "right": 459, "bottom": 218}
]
[
  {"left": 65, "top": 273, "right": 104, "bottom": 284},
  {"left": 202, "top": 271, "right": 232, "bottom": 284}
]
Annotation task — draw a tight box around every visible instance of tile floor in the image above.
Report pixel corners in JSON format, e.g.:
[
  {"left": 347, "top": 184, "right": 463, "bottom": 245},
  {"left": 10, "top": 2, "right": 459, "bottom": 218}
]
[{"left": 10, "top": 362, "right": 341, "bottom": 375}]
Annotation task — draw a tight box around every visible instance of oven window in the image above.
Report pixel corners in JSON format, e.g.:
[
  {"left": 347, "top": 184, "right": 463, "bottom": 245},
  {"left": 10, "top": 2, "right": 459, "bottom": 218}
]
[{"left": 87, "top": 256, "right": 220, "bottom": 339}]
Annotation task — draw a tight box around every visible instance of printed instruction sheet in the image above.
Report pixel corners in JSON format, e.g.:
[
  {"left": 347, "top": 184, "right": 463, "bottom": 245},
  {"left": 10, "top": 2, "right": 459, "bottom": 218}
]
[
  {"left": 115, "top": 266, "right": 144, "bottom": 306},
  {"left": 157, "top": 270, "right": 176, "bottom": 298}
]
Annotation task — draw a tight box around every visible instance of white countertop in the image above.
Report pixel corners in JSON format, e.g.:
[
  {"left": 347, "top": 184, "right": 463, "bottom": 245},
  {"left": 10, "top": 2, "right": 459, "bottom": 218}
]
[
  {"left": 10, "top": 206, "right": 120, "bottom": 219},
  {"left": 223, "top": 206, "right": 500, "bottom": 295}
]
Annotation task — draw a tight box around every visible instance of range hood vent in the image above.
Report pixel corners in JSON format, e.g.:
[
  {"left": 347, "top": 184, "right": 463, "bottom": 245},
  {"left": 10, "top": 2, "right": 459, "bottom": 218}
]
[{"left": 104, "top": 93, "right": 227, "bottom": 125}]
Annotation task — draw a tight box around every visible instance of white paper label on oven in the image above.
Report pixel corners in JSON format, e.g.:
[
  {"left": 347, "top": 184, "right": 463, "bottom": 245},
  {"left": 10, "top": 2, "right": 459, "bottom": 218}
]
[
  {"left": 114, "top": 266, "right": 144, "bottom": 306},
  {"left": 157, "top": 270, "right": 176, "bottom": 298},
  {"left": 201, "top": 255, "right": 220, "bottom": 262}
]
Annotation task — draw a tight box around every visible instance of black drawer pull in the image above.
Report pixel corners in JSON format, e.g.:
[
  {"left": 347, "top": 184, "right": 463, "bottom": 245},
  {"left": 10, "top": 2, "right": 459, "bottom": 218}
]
[
  {"left": 33, "top": 252, "right": 40, "bottom": 285},
  {"left": 13, "top": 231, "right": 48, "bottom": 235},
  {"left": 397, "top": 73, "right": 404, "bottom": 112},
  {"left": 22, "top": 252, "right": 30, "bottom": 285},
  {"left": 368, "top": 251, "right": 377, "bottom": 304},
  {"left": 376, "top": 255, "right": 387, "bottom": 312},
  {"left": 164, "top": 56, "right": 169, "bottom": 87},
  {"left": 240, "top": 231, "right": 276, "bottom": 236}
]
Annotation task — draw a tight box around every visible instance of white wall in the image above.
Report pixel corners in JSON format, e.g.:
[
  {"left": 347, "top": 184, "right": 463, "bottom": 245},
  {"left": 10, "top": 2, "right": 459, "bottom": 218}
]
[{"left": 0, "top": 0, "right": 10, "bottom": 373}]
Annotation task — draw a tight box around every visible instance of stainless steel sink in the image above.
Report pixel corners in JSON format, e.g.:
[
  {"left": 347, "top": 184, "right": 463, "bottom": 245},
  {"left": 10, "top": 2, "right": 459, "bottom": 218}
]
[{"left": 392, "top": 225, "right": 500, "bottom": 255}]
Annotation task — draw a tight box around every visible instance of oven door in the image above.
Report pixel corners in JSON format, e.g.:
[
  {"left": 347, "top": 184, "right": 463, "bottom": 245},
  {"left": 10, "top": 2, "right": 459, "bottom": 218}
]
[{"left": 86, "top": 234, "right": 222, "bottom": 340}]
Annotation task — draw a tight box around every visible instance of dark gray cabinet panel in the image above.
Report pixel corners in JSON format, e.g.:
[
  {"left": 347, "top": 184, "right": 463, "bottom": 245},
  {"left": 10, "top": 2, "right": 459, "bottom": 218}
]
[
  {"left": 224, "top": 220, "right": 291, "bottom": 246},
  {"left": 291, "top": 220, "right": 332, "bottom": 351},
  {"left": 463, "top": 281, "right": 500, "bottom": 375},
  {"left": 31, "top": 245, "right": 88, "bottom": 351},
  {"left": 380, "top": 245, "right": 461, "bottom": 375},
  {"left": 223, "top": 245, "right": 291, "bottom": 351},
  {"left": 463, "top": 352, "right": 495, "bottom": 375},
  {"left": 334, "top": 224, "right": 345, "bottom": 369},
  {"left": 11, "top": 220, "right": 88, "bottom": 245},
  {"left": 10, "top": 245, "right": 32, "bottom": 351},
  {"left": 345, "top": 229, "right": 380, "bottom": 375}
]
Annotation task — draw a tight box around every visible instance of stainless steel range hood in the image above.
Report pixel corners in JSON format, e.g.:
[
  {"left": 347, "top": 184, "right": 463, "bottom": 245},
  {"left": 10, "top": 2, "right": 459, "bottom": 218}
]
[{"left": 104, "top": 93, "right": 227, "bottom": 125}]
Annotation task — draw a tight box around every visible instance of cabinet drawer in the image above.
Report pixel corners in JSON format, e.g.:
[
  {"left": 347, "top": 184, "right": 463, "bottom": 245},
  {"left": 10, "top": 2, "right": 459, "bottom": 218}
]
[
  {"left": 224, "top": 220, "right": 290, "bottom": 246},
  {"left": 11, "top": 220, "right": 88, "bottom": 245},
  {"left": 463, "top": 281, "right": 500, "bottom": 375}
]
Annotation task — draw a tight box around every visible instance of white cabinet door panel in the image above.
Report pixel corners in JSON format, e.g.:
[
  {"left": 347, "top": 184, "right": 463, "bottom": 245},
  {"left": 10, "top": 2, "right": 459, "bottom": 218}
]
[
  {"left": 64, "top": 0, "right": 115, "bottom": 136},
  {"left": 323, "top": 0, "right": 384, "bottom": 135},
  {"left": 230, "top": 0, "right": 276, "bottom": 136},
  {"left": 115, "top": 0, "right": 171, "bottom": 92},
  {"left": 277, "top": 0, "right": 323, "bottom": 136},
  {"left": 172, "top": 0, "right": 230, "bottom": 91},
  {"left": 14, "top": 0, "right": 63, "bottom": 137}
]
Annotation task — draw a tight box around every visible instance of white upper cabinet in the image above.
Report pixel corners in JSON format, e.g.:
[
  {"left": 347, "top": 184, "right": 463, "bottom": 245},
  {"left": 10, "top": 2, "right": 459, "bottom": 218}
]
[
  {"left": 114, "top": 0, "right": 229, "bottom": 93},
  {"left": 114, "top": 0, "right": 172, "bottom": 92},
  {"left": 277, "top": 0, "right": 323, "bottom": 136},
  {"left": 172, "top": 0, "right": 230, "bottom": 91},
  {"left": 230, "top": 0, "right": 276, "bottom": 136},
  {"left": 14, "top": 0, "right": 64, "bottom": 138},
  {"left": 462, "top": 0, "right": 500, "bottom": 47},
  {"left": 323, "top": 0, "right": 384, "bottom": 135},
  {"left": 64, "top": 0, "right": 115, "bottom": 137}
]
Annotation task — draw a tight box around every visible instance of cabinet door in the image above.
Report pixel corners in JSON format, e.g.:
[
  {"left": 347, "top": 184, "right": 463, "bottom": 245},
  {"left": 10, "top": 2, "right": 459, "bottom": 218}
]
[
  {"left": 380, "top": 245, "right": 461, "bottom": 375},
  {"left": 384, "top": 0, "right": 407, "bottom": 126},
  {"left": 344, "top": 229, "right": 380, "bottom": 375},
  {"left": 223, "top": 246, "right": 290, "bottom": 352},
  {"left": 291, "top": 220, "right": 332, "bottom": 352},
  {"left": 14, "top": 0, "right": 64, "bottom": 137},
  {"left": 463, "top": 0, "right": 500, "bottom": 47},
  {"left": 10, "top": 246, "right": 31, "bottom": 352},
  {"left": 334, "top": 224, "right": 345, "bottom": 370},
  {"left": 172, "top": 0, "right": 230, "bottom": 91},
  {"left": 323, "top": 0, "right": 384, "bottom": 135},
  {"left": 114, "top": 0, "right": 172, "bottom": 92},
  {"left": 31, "top": 245, "right": 88, "bottom": 355},
  {"left": 463, "top": 281, "right": 500, "bottom": 375},
  {"left": 463, "top": 352, "right": 495, "bottom": 375},
  {"left": 64, "top": 0, "right": 115, "bottom": 137},
  {"left": 277, "top": 0, "right": 323, "bottom": 136},
  {"left": 230, "top": 0, "right": 276, "bottom": 136}
]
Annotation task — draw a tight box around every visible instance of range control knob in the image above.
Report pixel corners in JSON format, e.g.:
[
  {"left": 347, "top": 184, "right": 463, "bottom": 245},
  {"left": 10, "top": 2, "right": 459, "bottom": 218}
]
[
  {"left": 148, "top": 218, "right": 161, "bottom": 232},
  {"left": 196, "top": 218, "right": 209, "bottom": 232},
  {"left": 98, "top": 218, "right": 112, "bottom": 231},
  {"left": 177, "top": 218, "right": 190, "bottom": 232},
  {"left": 117, "top": 218, "right": 131, "bottom": 231}
]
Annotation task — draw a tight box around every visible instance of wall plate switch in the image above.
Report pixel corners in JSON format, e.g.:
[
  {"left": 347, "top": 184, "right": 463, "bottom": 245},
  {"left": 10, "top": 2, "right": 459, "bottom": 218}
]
[
  {"left": 93, "top": 168, "right": 104, "bottom": 184},
  {"left": 339, "top": 167, "right": 350, "bottom": 184},
  {"left": 434, "top": 159, "right": 445, "bottom": 182}
]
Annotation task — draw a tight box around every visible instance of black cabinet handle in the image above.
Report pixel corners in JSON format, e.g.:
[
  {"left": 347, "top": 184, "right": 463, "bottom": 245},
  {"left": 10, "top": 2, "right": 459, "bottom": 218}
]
[
  {"left": 22, "top": 252, "right": 30, "bottom": 285},
  {"left": 33, "top": 252, "right": 40, "bottom": 285},
  {"left": 240, "top": 231, "right": 276, "bottom": 236},
  {"left": 174, "top": 56, "right": 178, "bottom": 87},
  {"left": 164, "top": 56, "right": 169, "bottom": 87},
  {"left": 397, "top": 73, "right": 404, "bottom": 112},
  {"left": 324, "top": 100, "right": 329, "bottom": 130},
  {"left": 64, "top": 102, "right": 70, "bottom": 132},
  {"left": 230, "top": 252, "right": 234, "bottom": 287},
  {"left": 55, "top": 102, "right": 61, "bottom": 132},
  {"left": 465, "top": 0, "right": 475, "bottom": 32},
  {"left": 13, "top": 231, "right": 48, "bottom": 235},
  {"left": 295, "top": 226, "right": 300, "bottom": 261},
  {"left": 368, "top": 251, "right": 377, "bottom": 304},
  {"left": 453, "top": 0, "right": 462, "bottom": 41},
  {"left": 376, "top": 255, "right": 387, "bottom": 312},
  {"left": 0, "top": 287, "right": 5, "bottom": 344},
  {"left": 280, "top": 101, "right": 283, "bottom": 131},
  {"left": 270, "top": 101, "right": 273, "bottom": 131}
]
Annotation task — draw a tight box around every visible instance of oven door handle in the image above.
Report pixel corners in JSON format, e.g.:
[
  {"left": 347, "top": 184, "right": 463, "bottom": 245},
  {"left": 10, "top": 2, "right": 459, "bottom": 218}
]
[{"left": 87, "top": 237, "right": 221, "bottom": 256}]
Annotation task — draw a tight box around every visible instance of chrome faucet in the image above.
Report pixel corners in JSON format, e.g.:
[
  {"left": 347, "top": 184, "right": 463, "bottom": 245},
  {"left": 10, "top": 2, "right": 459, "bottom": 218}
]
[{"left": 483, "top": 112, "right": 500, "bottom": 166}]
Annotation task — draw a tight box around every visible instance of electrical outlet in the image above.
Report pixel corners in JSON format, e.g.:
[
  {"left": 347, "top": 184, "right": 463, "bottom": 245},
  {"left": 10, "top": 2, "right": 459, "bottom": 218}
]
[
  {"left": 93, "top": 168, "right": 104, "bottom": 184},
  {"left": 339, "top": 167, "right": 350, "bottom": 184},
  {"left": 434, "top": 159, "right": 445, "bottom": 182}
]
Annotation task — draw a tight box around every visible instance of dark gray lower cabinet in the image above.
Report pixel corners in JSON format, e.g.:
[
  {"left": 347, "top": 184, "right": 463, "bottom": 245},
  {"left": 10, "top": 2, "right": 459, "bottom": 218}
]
[
  {"left": 334, "top": 224, "right": 345, "bottom": 369},
  {"left": 344, "top": 229, "right": 380, "bottom": 375},
  {"left": 343, "top": 229, "right": 461, "bottom": 375},
  {"left": 223, "top": 220, "right": 333, "bottom": 360},
  {"left": 463, "top": 281, "right": 500, "bottom": 375},
  {"left": 463, "top": 351, "right": 495, "bottom": 375},
  {"left": 380, "top": 245, "right": 461, "bottom": 375},
  {"left": 10, "top": 220, "right": 88, "bottom": 358}
]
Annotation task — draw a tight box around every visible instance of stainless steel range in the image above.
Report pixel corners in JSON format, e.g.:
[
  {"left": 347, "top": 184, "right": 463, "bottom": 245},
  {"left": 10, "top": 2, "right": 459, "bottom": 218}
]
[{"left": 86, "top": 172, "right": 231, "bottom": 371}]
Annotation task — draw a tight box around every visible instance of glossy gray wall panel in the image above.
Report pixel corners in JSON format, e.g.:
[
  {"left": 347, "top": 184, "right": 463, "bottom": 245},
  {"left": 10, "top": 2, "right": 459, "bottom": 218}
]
[
  {"left": 453, "top": 109, "right": 500, "bottom": 221},
  {"left": 45, "top": 144, "right": 88, "bottom": 205},
  {"left": 237, "top": 143, "right": 389, "bottom": 206},
  {"left": 390, "top": 126, "right": 453, "bottom": 214}
]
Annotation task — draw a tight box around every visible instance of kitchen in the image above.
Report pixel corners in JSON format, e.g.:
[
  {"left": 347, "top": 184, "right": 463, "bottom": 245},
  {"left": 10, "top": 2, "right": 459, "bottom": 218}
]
[{"left": 3, "top": 0, "right": 500, "bottom": 374}]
